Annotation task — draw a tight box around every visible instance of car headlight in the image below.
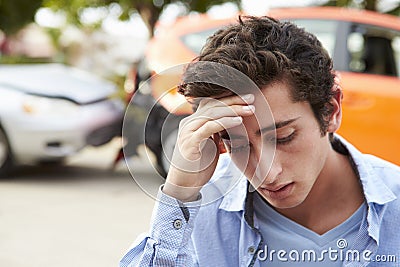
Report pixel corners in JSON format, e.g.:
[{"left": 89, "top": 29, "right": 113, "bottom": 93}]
[{"left": 22, "top": 95, "right": 80, "bottom": 117}]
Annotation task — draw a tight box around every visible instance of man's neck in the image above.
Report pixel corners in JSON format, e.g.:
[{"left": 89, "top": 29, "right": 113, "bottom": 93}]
[{"left": 275, "top": 149, "right": 365, "bottom": 235}]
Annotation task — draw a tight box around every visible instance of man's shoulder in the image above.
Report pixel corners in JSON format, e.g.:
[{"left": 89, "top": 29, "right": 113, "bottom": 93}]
[
  {"left": 364, "top": 152, "right": 400, "bottom": 169},
  {"left": 337, "top": 135, "right": 400, "bottom": 192},
  {"left": 363, "top": 154, "right": 400, "bottom": 181},
  {"left": 361, "top": 154, "right": 400, "bottom": 207}
]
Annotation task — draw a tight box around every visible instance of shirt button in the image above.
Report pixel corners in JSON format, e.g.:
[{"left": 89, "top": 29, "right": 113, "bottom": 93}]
[
  {"left": 173, "top": 219, "right": 183, "bottom": 229},
  {"left": 248, "top": 246, "right": 256, "bottom": 255}
]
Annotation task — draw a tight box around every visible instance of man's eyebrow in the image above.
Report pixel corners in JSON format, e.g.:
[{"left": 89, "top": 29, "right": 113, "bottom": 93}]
[
  {"left": 219, "top": 117, "right": 300, "bottom": 140},
  {"left": 257, "top": 117, "right": 300, "bottom": 135}
]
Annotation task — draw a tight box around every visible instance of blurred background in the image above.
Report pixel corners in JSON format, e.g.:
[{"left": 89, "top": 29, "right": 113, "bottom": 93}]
[
  {"left": 0, "top": 0, "right": 399, "bottom": 266},
  {"left": 1, "top": 0, "right": 399, "bottom": 81}
]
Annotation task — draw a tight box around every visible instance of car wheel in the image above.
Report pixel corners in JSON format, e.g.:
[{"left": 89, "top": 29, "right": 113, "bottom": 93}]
[
  {"left": 161, "top": 128, "right": 179, "bottom": 175},
  {"left": 159, "top": 115, "right": 186, "bottom": 176},
  {"left": 39, "top": 158, "right": 66, "bottom": 166},
  {"left": 0, "top": 128, "right": 13, "bottom": 177}
]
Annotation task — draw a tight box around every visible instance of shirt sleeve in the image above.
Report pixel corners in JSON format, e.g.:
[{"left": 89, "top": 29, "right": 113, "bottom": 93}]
[{"left": 119, "top": 186, "right": 202, "bottom": 267}]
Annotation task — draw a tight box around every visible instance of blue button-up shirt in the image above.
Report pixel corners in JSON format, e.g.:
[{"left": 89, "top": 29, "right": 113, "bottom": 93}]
[{"left": 120, "top": 136, "right": 400, "bottom": 267}]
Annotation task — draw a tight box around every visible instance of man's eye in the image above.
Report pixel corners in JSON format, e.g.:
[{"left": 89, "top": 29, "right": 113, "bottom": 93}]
[
  {"left": 230, "top": 143, "right": 251, "bottom": 153},
  {"left": 222, "top": 139, "right": 251, "bottom": 153},
  {"left": 276, "top": 132, "right": 296, "bottom": 145}
]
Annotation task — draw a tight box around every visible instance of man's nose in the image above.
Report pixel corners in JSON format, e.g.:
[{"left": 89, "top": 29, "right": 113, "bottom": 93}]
[
  {"left": 264, "top": 157, "right": 283, "bottom": 184},
  {"left": 253, "top": 146, "right": 282, "bottom": 185}
]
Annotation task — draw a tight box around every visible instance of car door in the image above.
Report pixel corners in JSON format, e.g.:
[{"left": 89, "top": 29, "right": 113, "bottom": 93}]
[
  {"left": 338, "top": 23, "right": 400, "bottom": 165},
  {"left": 290, "top": 18, "right": 400, "bottom": 165}
]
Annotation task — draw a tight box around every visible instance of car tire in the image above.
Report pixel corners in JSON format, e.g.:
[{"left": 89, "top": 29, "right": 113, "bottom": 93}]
[
  {"left": 0, "top": 128, "right": 13, "bottom": 177},
  {"left": 39, "top": 158, "right": 66, "bottom": 166},
  {"left": 161, "top": 128, "right": 179, "bottom": 175}
]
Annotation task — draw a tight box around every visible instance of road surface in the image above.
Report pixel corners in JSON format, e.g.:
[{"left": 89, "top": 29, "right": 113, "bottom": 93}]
[{"left": 0, "top": 139, "right": 163, "bottom": 267}]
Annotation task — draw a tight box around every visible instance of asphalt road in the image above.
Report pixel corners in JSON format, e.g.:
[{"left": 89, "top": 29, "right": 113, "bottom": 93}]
[{"left": 0, "top": 139, "right": 164, "bottom": 267}]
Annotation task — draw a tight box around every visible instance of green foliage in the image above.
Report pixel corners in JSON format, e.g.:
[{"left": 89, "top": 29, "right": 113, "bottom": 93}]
[
  {"left": 0, "top": 55, "right": 53, "bottom": 64},
  {"left": 324, "top": 0, "right": 352, "bottom": 7},
  {"left": 42, "top": 0, "right": 242, "bottom": 36},
  {"left": 2, "top": 0, "right": 399, "bottom": 39},
  {"left": 0, "top": 0, "right": 43, "bottom": 34},
  {"left": 43, "top": 0, "right": 103, "bottom": 26},
  {"left": 185, "top": 0, "right": 241, "bottom": 13},
  {"left": 325, "top": 0, "right": 399, "bottom": 14},
  {"left": 387, "top": 5, "right": 400, "bottom": 16}
]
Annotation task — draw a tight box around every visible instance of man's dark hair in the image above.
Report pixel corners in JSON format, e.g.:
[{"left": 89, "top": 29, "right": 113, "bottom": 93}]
[{"left": 179, "top": 16, "right": 335, "bottom": 135}]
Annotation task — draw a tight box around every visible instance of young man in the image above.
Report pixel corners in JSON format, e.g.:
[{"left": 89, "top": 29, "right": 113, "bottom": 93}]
[{"left": 120, "top": 16, "right": 400, "bottom": 266}]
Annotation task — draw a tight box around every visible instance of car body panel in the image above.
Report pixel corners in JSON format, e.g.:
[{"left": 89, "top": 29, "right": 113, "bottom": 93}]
[
  {"left": 0, "top": 64, "right": 124, "bottom": 167},
  {"left": 0, "top": 64, "right": 116, "bottom": 104},
  {"left": 4, "top": 99, "right": 123, "bottom": 163},
  {"left": 147, "top": 15, "right": 236, "bottom": 73},
  {"left": 339, "top": 72, "right": 400, "bottom": 163}
]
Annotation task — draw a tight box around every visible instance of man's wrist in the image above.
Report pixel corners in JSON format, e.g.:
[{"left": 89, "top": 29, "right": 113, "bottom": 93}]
[{"left": 162, "top": 182, "right": 201, "bottom": 203}]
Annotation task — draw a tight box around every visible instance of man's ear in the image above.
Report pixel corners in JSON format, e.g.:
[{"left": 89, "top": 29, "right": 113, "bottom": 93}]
[{"left": 327, "top": 89, "right": 343, "bottom": 133}]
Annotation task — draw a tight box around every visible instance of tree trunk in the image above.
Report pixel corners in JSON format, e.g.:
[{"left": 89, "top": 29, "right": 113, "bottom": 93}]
[
  {"left": 364, "top": 0, "right": 377, "bottom": 11},
  {"left": 135, "top": 3, "right": 161, "bottom": 38}
]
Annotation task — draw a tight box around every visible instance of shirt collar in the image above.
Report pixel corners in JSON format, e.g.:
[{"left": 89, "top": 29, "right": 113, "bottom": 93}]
[
  {"left": 334, "top": 135, "right": 397, "bottom": 245},
  {"left": 335, "top": 134, "right": 397, "bottom": 205},
  {"left": 218, "top": 174, "right": 248, "bottom": 212},
  {"left": 196, "top": 153, "right": 247, "bottom": 211}
]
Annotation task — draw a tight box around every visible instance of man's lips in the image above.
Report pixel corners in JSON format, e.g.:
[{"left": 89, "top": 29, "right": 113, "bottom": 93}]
[
  {"left": 259, "top": 182, "right": 294, "bottom": 200},
  {"left": 260, "top": 182, "right": 293, "bottom": 192}
]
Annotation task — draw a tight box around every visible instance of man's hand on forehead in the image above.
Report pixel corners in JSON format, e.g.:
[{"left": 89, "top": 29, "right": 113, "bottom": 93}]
[{"left": 163, "top": 93, "right": 256, "bottom": 202}]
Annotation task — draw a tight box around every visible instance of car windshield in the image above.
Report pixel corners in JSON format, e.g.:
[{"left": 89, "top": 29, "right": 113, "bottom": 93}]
[
  {"left": 180, "top": 19, "right": 337, "bottom": 57},
  {"left": 180, "top": 28, "right": 220, "bottom": 54},
  {"left": 180, "top": 18, "right": 400, "bottom": 77},
  {"left": 289, "top": 19, "right": 338, "bottom": 57}
]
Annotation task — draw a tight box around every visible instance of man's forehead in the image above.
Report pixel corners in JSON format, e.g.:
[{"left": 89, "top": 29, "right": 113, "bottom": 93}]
[
  {"left": 219, "top": 115, "right": 300, "bottom": 140},
  {"left": 188, "top": 91, "right": 236, "bottom": 101}
]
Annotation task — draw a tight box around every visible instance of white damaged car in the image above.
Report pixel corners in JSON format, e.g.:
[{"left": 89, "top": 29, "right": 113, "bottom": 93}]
[{"left": 0, "top": 63, "right": 125, "bottom": 175}]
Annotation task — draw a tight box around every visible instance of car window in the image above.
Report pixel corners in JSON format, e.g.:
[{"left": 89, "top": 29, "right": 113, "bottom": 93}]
[
  {"left": 347, "top": 24, "right": 400, "bottom": 77},
  {"left": 180, "top": 28, "right": 220, "bottom": 54},
  {"left": 288, "top": 19, "right": 338, "bottom": 57},
  {"left": 179, "top": 18, "right": 400, "bottom": 79},
  {"left": 394, "top": 36, "right": 400, "bottom": 76}
]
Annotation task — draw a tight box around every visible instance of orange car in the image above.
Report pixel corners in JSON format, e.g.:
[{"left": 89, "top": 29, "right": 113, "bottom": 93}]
[{"left": 125, "top": 7, "right": 400, "bottom": 175}]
